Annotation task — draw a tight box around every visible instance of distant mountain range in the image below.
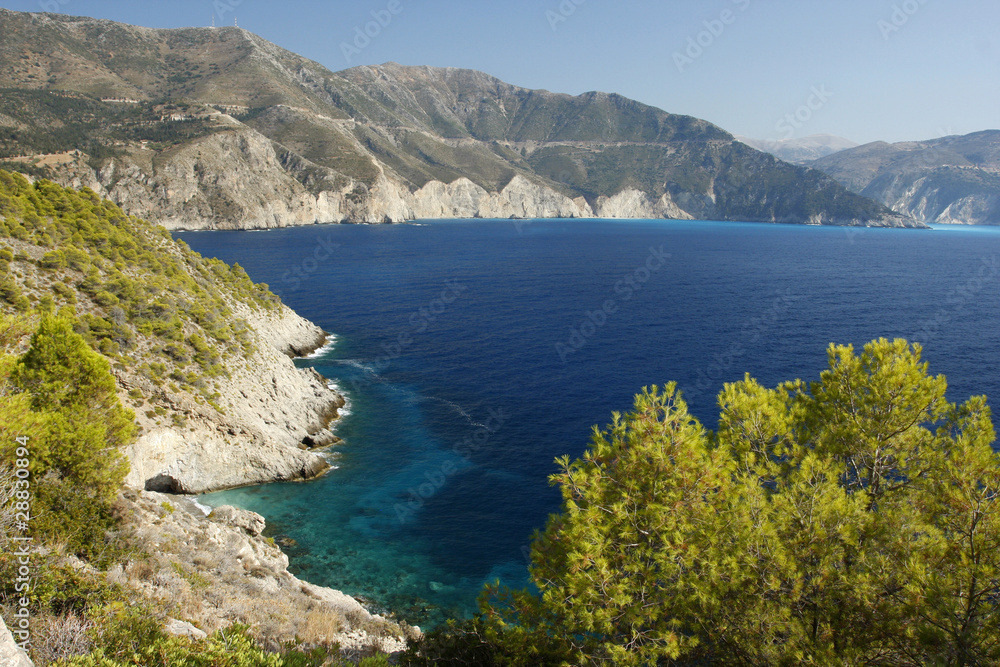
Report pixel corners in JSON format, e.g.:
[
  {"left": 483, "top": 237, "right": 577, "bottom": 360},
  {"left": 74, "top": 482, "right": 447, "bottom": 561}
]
[
  {"left": 736, "top": 135, "right": 859, "bottom": 165},
  {"left": 0, "top": 8, "right": 919, "bottom": 228},
  {"left": 808, "top": 131, "right": 1000, "bottom": 225}
]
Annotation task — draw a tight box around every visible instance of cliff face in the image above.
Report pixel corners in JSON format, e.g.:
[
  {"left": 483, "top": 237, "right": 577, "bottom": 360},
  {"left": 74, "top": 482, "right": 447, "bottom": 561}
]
[
  {"left": 123, "top": 304, "right": 341, "bottom": 494},
  {"left": 0, "top": 9, "right": 923, "bottom": 229}
]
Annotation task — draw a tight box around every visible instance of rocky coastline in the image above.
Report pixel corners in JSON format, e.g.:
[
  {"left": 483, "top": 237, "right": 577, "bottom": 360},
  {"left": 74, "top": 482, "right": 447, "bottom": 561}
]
[
  {"left": 122, "top": 302, "right": 342, "bottom": 494},
  {"left": 118, "top": 299, "right": 416, "bottom": 654},
  {"left": 38, "top": 126, "right": 923, "bottom": 231}
]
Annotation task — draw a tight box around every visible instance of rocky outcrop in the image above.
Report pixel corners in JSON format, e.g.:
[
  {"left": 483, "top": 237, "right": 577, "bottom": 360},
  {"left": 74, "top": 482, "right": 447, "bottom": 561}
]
[
  {"left": 595, "top": 189, "right": 693, "bottom": 220},
  {"left": 123, "top": 304, "right": 343, "bottom": 494},
  {"left": 51, "top": 134, "right": 602, "bottom": 228},
  {"left": 208, "top": 505, "right": 267, "bottom": 536},
  {"left": 118, "top": 491, "right": 413, "bottom": 655},
  {"left": 0, "top": 616, "right": 33, "bottom": 667}
]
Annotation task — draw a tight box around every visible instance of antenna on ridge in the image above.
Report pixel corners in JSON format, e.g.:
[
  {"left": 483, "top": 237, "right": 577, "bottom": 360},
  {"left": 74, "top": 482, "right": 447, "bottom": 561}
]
[
  {"left": 235, "top": 17, "right": 238, "bottom": 28},
  {"left": 211, "top": 13, "right": 215, "bottom": 28}
]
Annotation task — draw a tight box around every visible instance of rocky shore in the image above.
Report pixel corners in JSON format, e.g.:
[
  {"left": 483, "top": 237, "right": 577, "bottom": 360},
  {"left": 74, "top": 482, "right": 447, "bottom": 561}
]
[
  {"left": 116, "top": 491, "right": 413, "bottom": 655},
  {"left": 122, "top": 302, "right": 342, "bottom": 494},
  {"left": 115, "top": 298, "right": 417, "bottom": 655}
]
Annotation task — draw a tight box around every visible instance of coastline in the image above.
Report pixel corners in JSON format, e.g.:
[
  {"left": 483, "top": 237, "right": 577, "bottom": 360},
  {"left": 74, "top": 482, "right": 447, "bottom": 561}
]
[
  {"left": 118, "top": 301, "right": 416, "bottom": 653},
  {"left": 117, "top": 489, "right": 414, "bottom": 655},
  {"left": 122, "top": 302, "right": 344, "bottom": 494}
]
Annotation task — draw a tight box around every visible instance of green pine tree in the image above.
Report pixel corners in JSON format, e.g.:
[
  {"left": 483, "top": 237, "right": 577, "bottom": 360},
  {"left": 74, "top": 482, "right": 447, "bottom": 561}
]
[
  {"left": 10, "top": 315, "right": 136, "bottom": 556},
  {"left": 468, "top": 339, "right": 1000, "bottom": 666}
]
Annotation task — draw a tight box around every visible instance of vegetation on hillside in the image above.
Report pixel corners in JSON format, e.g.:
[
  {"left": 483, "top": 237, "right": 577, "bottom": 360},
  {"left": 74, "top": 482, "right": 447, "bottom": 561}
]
[
  {"left": 0, "top": 91, "right": 221, "bottom": 166},
  {"left": 0, "top": 6, "right": 909, "bottom": 226},
  {"left": 0, "top": 169, "right": 279, "bottom": 412},
  {"left": 406, "top": 339, "right": 1000, "bottom": 665}
]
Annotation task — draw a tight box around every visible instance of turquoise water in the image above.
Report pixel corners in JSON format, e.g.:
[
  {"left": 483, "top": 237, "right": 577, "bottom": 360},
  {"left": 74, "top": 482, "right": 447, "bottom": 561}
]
[{"left": 184, "top": 219, "right": 1000, "bottom": 627}]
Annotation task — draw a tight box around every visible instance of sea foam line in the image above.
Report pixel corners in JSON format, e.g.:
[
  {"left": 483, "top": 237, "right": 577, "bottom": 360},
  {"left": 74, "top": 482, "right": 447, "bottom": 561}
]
[
  {"left": 190, "top": 498, "right": 213, "bottom": 516},
  {"left": 298, "top": 333, "right": 339, "bottom": 359},
  {"left": 328, "top": 380, "right": 353, "bottom": 419}
]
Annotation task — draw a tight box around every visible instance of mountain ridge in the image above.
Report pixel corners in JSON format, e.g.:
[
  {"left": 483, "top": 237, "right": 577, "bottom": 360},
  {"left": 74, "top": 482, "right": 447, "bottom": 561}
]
[
  {"left": 736, "top": 134, "right": 859, "bottom": 165},
  {"left": 809, "top": 130, "right": 1000, "bottom": 225},
  {"left": 0, "top": 8, "right": 922, "bottom": 228}
]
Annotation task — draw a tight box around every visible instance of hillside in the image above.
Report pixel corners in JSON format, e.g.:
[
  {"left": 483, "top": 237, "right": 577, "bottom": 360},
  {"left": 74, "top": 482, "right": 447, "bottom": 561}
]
[
  {"left": 0, "top": 8, "right": 920, "bottom": 228},
  {"left": 0, "top": 170, "right": 414, "bottom": 663},
  {"left": 0, "top": 169, "right": 343, "bottom": 493},
  {"left": 810, "top": 130, "right": 1000, "bottom": 225}
]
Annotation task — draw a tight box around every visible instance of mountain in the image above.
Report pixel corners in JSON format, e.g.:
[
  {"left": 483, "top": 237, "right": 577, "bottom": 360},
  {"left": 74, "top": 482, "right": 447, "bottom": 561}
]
[
  {"left": 0, "top": 8, "right": 919, "bottom": 228},
  {"left": 736, "top": 134, "right": 858, "bottom": 165},
  {"left": 809, "top": 131, "right": 1000, "bottom": 225}
]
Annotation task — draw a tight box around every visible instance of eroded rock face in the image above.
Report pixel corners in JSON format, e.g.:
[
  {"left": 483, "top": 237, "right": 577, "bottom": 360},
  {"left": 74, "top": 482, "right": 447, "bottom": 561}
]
[
  {"left": 123, "top": 491, "right": 412, "bottom": 655},
  {"left": 47, "top": 128, "right": 689, "bottom": 229},
  {"left": 123, "top": 305, "right": 341, "bottom": 494},
  {"left": 810, "top": 131, "right": 1000, "bottom": 225},
  {"left": 595, "top": 189, "right": 692, "bottom": 220}
]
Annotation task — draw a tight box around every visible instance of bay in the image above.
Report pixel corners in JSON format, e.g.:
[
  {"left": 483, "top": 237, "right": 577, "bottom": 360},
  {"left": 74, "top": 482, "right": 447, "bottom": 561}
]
[{"left": 180, "top": 219, "right": 1000, "bottom": 627}]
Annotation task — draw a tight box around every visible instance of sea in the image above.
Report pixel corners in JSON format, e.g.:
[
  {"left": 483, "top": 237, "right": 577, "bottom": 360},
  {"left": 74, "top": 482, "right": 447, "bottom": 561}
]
[{"left": 178, "top": 219, "right": 1000, "bottom": 628}]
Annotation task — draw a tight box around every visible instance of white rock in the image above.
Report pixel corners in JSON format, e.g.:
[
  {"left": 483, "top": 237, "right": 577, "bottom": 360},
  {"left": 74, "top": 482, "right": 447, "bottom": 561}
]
[
  {"left": 209, "top": 505, "right": 266, "bottom": 536},
  {"left": 164, "top": 618, "right": 207, "bottom": 640},
  {"left": 0, "top": 615, "right": 33, "bottom": 667}
]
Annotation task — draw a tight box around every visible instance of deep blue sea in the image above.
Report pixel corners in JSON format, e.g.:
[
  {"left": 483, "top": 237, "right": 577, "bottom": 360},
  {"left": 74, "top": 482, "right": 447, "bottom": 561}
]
[{"left": 179, "top": 219, "right": 1000, "bottom": 627}]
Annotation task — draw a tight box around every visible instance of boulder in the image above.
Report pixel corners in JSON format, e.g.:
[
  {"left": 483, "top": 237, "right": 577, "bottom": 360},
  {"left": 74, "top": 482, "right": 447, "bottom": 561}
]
[{"left": 209, "top": 505, "right": 266, "bottom": 536}]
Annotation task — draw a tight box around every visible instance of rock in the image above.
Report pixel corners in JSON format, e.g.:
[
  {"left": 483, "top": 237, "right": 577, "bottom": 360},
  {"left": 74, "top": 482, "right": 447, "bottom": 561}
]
[
  {"left": 164, "top": 618, "right": 207, "bottom": 640},
  {"left": 209, "top": 505, "right": 266, "bottom": 537},
  {"left": 595, "top": 188, "right": 693, "bottom": 220},
  {"left": 0, "top": 615, "right": 33, "bottom": 667},
  {"left": 123, "top": 305, "right": 341, "bottom": 494},
  {"left": 301, "top": 431, "right": 340, "bottom": 449},
  {"left": 124, "top": 491, "right": 413, "bottom": 654}
]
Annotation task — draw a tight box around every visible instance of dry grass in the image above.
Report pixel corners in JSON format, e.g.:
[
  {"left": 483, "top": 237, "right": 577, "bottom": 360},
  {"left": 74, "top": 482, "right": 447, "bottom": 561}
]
[
  {"left": 296, "top": 608, "right": 346, "bottom": 645},
  {"left": 29, "top": 612, "right": 95, "bottom": 667}
]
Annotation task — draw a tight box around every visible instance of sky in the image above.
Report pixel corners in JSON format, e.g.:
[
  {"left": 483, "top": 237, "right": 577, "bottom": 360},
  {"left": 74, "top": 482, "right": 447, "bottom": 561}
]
[{"left": 2, "top": 0, "right": 998, "bottom": 145}]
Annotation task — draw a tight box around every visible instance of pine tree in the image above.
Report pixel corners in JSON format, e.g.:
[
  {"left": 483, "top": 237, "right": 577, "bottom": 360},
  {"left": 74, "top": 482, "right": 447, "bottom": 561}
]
[
  {"left": 475, "top": 339, "right": 1000, "bottom": 665},
  {"left": 10, "top": 315, "right": 136, "bottom": 555}
]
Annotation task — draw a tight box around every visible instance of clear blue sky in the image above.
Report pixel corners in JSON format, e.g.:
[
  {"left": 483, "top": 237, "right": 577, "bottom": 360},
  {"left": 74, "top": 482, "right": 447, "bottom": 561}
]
[{"left": 2, "top": 0, "right": 997, "bottom": 144}]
